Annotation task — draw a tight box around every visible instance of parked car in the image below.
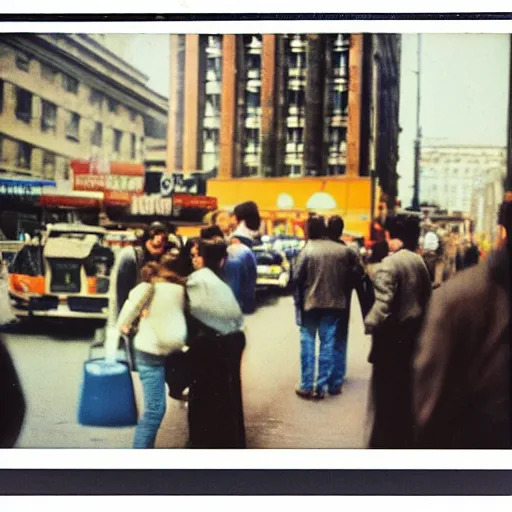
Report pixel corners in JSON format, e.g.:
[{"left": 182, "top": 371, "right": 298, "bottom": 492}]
[{"left": 8, "top": 224, "right": 115, "bottom": 321}]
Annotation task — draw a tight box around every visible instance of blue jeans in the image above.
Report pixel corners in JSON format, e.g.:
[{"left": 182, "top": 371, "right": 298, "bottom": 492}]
[
  {"left": 327, "top": 308, "right": 349, "bottom": 392},
  {"left": 133, "top": 361, "right": 166, "bottom": 449},
  {"left": 299, "top": 309, "right": 341, "bottom": 393}
]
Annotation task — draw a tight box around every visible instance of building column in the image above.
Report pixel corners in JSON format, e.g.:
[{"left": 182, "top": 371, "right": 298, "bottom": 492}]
[
  {"left": 346, "top": 34, "right": 363, "bottom": 177},
  {"left": 183, "top": 34, "right": 200, "bottom": 173},
  {"left": 219, "top": 35, "right": 237, "bottom": 179},
  {"left": 304, "top": 34, "right": 326, "bottom": 176},
  {"left": 260, "top": 34, "right": 276, "bottom": 177},
  {"left": 167, "top": 35, "right": 180, "bottom": 172}
]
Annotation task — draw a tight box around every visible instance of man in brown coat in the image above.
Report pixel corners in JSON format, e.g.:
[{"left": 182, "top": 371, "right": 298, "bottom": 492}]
[
  {"left": 413, "top": 202, "right": 511, "bottom": 449},
  {"left": 364, "top": 214, "right": 432, "bottom": 448}
]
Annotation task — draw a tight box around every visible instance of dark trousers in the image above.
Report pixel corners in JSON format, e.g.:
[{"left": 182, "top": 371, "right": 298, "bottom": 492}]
[
  {"left": 188, "top": 331, "right": 246, "bottom": 448},
  {"left": 368, "top": 334, "right": 416, "bottom": 449}
]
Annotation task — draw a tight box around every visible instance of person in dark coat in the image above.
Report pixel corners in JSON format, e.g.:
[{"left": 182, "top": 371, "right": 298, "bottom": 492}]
[
  {"left": 0, "top": 336, "right": 26, "bottom": 447},
  {"left": 413, "top": 201, "right": 511, "bottom": 449},
  {"left": 364, "top": 215, "right": 432, "bottom": 448},
  {"left": 185, "top": 238, "right": 246, "bottom": 448}
]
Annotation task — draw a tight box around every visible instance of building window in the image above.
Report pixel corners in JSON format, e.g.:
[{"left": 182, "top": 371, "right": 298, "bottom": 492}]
[
  {"left": 65, "top": 111, "right": 80, "bottom": 142},
  {"left": 130, "top": 133, "right": 136, "bottom": 160},
  {"left": 16, "top": 54, "right": 30, "bottom": 72},
  {"left": 15, "top": 88, "right": 32, "bottom": 123},
  {"left": 89, "top": 88, "right": 104, "bottom": 107},
  {"left": 0, "top": 79, "right": 3, "bottom": 113},
  {"left": 41, "top": 63, "right": 57, "bottom": 83},
  {"left": 91, "top": 122, "right": 102, "bottom": 147},
  {"left": 108, "top": 97, "right": 119, "bottom": 113},
  {"left": 42, "top": 151, "right": 56, "bottom": 179},
  {"left": 113, "top": 129, "right": 122, "bottom": 153},
  {"left": 41, "top": 100, "right": 57, "bottom": 133},
  {"left": 62, "top": 73, "right": 79, "bottom": 94},
  {"left": 128, "top": 108, "right": 137, "bottom": 122},
  {"left": 17, "top": 141, "right": 32, "bottom": 169}
]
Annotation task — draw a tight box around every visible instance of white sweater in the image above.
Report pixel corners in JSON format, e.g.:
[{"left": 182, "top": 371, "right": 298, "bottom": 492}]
[
  {"left": 116, "top": 281, "right": 187, "bottom": 356},
  {"left": 186, "top": 267, "right": 244, "bottom": 335}
]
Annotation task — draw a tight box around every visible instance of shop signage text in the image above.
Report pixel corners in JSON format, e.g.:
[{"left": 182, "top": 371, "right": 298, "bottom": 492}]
[{"left": 131, "top": 195, "right": 173, "bottom": 216}]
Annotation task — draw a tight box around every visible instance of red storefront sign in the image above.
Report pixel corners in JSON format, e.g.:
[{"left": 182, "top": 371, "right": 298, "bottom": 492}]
[
  {"left": 72, "top": 160, "right": 145, "bottom": 194},
  {"left": 173, "top": 194, "right": 217, "bottom": 210},
  {"left": 40, "top": 194, "right": 103, "bottom": 209}
]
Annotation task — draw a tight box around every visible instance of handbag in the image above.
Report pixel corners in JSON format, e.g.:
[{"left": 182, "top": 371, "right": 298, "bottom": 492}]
[{"left": 77, "top": 340, "right": 138, "bottom": 427}]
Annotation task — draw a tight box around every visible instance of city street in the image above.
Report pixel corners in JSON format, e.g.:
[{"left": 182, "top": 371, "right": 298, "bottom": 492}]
[{"left": 4, "top": 292, "right": 372, "bottom": 449}]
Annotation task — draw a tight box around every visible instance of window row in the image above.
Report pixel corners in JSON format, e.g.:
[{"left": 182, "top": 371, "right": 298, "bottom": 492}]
[
  {"left": 15, "top": 54, "right": 138, "bottom": 121},
  {"left": 11, "top": 87, "right": 137, "bottom": 158},
  {"left": 0, "top": 135, "right": 65, "bottom": 179}
]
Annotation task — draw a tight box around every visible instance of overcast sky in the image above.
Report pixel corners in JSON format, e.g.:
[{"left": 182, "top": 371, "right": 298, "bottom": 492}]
[
  {"left": 113, "top": 33, "right": 510, "bottom": 206},
  {"left": 397, "top": 33, "right": 510, "bottom": 207}
]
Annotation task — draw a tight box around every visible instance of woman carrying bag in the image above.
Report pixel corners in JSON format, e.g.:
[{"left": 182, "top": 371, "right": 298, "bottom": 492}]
[{"left": 116, "top": 252, "right": 187, "bottom": 449}]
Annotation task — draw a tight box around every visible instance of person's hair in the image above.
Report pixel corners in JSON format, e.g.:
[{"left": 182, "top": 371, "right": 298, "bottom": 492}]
[
  {"left": 200, "top": 225, "right": 224, "bottom": 240},
  {"left": 211, "top": 209, "right": 229, "bottom": 225},
  {"left": 306, "top": 215, "right": 326, "bottom": 240},
  {"left": 198, "top": 238, "right": 228, "bottom": 273},
  {"left": 140, "top": 261, "right": 160, "bottom": 283},
  {"left": 157, "top": 250, "right": 186, "bottom": 285},
  {"left": 327, "top": 215, "right": 344, "bottom": 241},
  {"left": 233, "top": 201, "right": 261, "bottom": 231},
  {"left": 397, "top": 215, "right": 421, "bottom": 251},
  {"left": 148, "top": 221, "right": 168, "bottom": 239}
]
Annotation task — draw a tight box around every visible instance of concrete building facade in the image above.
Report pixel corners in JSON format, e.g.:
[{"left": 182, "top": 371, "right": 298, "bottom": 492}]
[
  {"left": 420, "top": 145, "right": 506, "bottom": 215},
  {"left": 166, "top": 33, "right": 401, "bottom": 237},
  {"left": 0, "top": 34, "right": 167, "bottom": 181}
]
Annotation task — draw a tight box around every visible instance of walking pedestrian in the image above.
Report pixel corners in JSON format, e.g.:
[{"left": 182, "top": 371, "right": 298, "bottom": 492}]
[
  {"left": 186, "top": 238, "right": 246, "bottom": 448},
  {"left": 364, "top": 214, "right": 432, "bottom": 448},
  {"left": 326, "top": 215, "right": 369, "bottom": 394},
  {"left": 293, "top": 215, "right": 361, "bottom": 399},
  {"left": 116, "top": 253, "right": 187, "bottom": 448},
  {"left": 413, "top": 201, "right": 511, "bottom": 449}
]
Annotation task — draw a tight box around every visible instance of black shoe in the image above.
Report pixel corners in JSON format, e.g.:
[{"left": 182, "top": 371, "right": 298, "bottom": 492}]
[
  {"left": 295, "top": 388, "right": 315, "bottom": 400},
  {"left": 328, "top": 386, "right": 343, "bottom": 396}
]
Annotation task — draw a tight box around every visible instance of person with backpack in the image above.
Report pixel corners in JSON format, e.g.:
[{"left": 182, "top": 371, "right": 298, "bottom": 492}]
[{"left": 116, "top": 253, "right": 187, "bottom": 448}]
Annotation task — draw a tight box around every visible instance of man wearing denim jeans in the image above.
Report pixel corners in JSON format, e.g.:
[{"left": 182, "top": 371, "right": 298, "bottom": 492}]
[
  {"left": 326, "top": 216, "right": 368, "bottom": 395},
  {"left": 292, "top": 215, "right": 359, "bottom": 400}
]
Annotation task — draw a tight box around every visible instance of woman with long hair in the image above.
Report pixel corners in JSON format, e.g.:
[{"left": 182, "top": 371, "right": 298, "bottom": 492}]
[{"left": 116, "top": 251, "right": 187, "bottom": 448}]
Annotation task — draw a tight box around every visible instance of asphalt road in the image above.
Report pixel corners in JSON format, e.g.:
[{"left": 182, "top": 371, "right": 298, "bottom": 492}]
[{"left": 4, "top": 291, "right": 373, "bottom": 449}]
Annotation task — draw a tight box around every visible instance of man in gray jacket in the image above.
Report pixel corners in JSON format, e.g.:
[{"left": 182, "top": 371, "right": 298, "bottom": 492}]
[
  {"left": 293, "top": 215, "right": 362, "bottom": 400},
  {"left": 364, "top": 214, "right": 431, "bottom": 448}
]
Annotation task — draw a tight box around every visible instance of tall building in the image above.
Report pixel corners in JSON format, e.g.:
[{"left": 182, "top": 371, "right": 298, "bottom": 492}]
[
  {"left": 420, "top": 145, "right": 506, "bottom": 215},
  {"left": 0, "top": 34, "right": 167, "bottom": 181},
  {"left": 166, "top": 34, "right": 401, "bottom": 237}
]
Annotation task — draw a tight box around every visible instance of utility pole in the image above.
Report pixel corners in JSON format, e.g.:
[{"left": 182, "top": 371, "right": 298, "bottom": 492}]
[{"left": 411, "top": 34, "right": 422, "bottom": 211}]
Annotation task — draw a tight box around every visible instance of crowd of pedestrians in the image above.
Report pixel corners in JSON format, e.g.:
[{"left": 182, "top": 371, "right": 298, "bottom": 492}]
[
  {"left": 291, "top": 203, "right": 510, "bottom": 449},
  {"left": 0, "top": 197, "right": 509, "bottom": 451},
  {"left": 106, "top": 201, "right": 261, "bottom": 448}
]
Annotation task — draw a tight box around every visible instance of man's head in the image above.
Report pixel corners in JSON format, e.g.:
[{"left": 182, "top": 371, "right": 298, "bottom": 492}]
[
  {"left": 306, "top": 214, "right": 326, "bottom": 240},
  {"left": 327, "top": 215, "right": 344, "bottom": 241},
  {"left": 397, "top": 215, "right": 421, "bottom": 251},
  {"left": 232, "top": 201, "right": 261, "bottom": 232},
  {"left": 197, "top": 238, "right": 228, "bottom": 273},
  {"left": 147, "top": 221, "right": 168, "bottom": 251}
]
